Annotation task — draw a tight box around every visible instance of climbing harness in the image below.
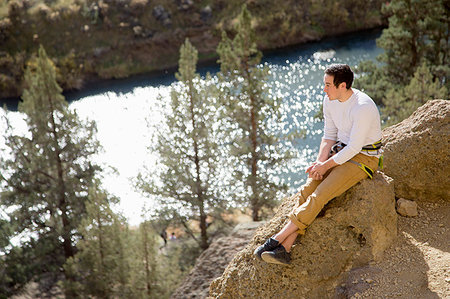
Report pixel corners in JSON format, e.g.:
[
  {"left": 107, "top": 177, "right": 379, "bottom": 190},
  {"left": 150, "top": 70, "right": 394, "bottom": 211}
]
[
  {"left": 329, "top": 140, "right": 384, "bottom": 178},
  {"left": 348, "top": 160, "right": 374, "bottom": 179},
  {"left": 330, "top": 140, "right": 382, "bottom": 156},
  {"left": 361, "top": 140, "right": 382, "bottom": 151}
]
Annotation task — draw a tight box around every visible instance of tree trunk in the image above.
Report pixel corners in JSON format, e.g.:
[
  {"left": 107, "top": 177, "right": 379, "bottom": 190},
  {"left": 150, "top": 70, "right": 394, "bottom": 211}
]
[
  {"left": 142, "top": 223, "right": 152, "bottom": 297},
  {"left": 188, "top": 83, "right": 209, "bottom": 250},
  {"left": 46, "top": 94, "right": 76, "bottom": 298},
  {"left": 244, "top": 56, "right": 260, "bottom": 221}
]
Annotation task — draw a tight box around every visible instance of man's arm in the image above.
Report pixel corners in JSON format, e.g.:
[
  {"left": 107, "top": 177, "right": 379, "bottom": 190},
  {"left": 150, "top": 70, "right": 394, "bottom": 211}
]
[
  {"left": 306, "top": 138, "right": 336, "bottom": 179},
  {"left": 316, "top": 138, "right": 336, "bottom": 162}
]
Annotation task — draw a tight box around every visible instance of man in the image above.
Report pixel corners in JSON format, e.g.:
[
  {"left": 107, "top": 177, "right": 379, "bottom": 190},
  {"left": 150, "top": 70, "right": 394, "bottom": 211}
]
[{"left": 254, "top": 64, "right": 382, "bottom": 265}]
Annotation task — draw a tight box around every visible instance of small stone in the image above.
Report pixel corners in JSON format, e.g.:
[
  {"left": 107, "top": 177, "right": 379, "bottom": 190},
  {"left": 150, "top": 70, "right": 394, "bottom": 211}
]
[
  {"left": 201, "top": 5, "right": 212, "bottom": 21},
  {"left": 133, "top": 26, "right": 142, "bottom": 36},
  {"left": 396, "top": 198, "right": 418, "bottom": 217}
]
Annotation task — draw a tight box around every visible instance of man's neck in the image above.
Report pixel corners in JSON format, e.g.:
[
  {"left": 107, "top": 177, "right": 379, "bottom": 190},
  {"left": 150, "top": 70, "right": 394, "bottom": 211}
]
[{"left": 338, "top": 88, "right": 354, "bottom": 102}]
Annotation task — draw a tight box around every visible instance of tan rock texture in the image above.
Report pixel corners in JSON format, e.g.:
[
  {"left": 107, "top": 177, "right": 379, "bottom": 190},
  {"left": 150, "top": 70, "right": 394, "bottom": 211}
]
[
  {"left": 396, "top": 198, "right": 418, "bottom": 217},
  {"left": 170, "top": 222, "right": 260, "bottom": 299},
  {"left": 209, "top": 173, "right": 397, "bottom": 299},
  {"left": 381, "top": 100, "right": 450, "bottom": 202}
]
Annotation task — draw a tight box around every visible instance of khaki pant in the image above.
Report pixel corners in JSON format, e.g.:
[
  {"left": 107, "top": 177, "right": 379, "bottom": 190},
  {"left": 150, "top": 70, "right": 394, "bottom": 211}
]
[{"left": 289, "top": 153, "right": 379, "bottom": 234}]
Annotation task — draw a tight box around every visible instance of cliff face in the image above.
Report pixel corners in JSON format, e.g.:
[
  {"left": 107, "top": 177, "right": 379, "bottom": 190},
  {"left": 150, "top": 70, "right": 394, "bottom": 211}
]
[{"left": 0, "top": 0, "right": 386, "bottom": 99}]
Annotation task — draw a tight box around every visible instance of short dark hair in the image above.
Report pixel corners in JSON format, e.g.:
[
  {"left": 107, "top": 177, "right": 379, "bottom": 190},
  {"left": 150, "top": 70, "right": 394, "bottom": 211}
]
[{"left": 325, "top": 64, "right": 354, "bottom": 89}]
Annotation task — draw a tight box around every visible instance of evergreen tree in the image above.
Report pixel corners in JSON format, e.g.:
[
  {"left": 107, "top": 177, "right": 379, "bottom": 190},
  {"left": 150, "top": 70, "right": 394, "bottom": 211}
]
[
  {"left": 137, "top": 39, "right": 225, "bottom": 250},
  {"left": 382, "top": 62, "right": 448, "bottom": 125},
  {"left": 0, "top": 46, "right": 101, "bottom": 297},
  {"left": 355, "top": 0, "right": 449, "bottom": 125},
  {"left": 216, "top": 5, "right": 300, "bottom": 221},
  {"left": 62, "top": 181, "right": 132, "bottom": 298},
  {"left": 127, "top": 220, "right": 160, "bottom": 299}
]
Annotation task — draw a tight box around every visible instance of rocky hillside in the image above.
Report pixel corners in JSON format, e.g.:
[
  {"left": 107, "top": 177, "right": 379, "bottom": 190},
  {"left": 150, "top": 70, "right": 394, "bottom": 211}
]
[
  {"left": 171, "top": 100, "right": 450, "bottom": 298},
  {"left": 0, "top": 0, "right": 386, "bottom": 99}
]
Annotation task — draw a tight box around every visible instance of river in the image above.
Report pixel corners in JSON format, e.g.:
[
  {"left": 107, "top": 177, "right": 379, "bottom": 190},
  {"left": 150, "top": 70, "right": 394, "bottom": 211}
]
[{"left": 0, "top": 29, "right": 383, "bottom": 225}]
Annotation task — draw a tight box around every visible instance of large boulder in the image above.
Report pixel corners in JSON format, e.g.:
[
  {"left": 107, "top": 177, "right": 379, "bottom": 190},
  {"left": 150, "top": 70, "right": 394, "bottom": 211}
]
[
  {"left": 382, "top": 100, "right": 450, "bottom": 201},
  {"left": 171, "top": 222, "right": 261, "bottom": 299},
  {"left": 209, "top": 173, "right": 397, "bottom": 299}
]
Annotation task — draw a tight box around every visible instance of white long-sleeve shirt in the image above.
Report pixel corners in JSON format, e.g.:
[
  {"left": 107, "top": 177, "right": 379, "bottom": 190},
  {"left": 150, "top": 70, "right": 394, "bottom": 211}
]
[{"left": 323, "top": 88, "right": 382, "bottom": 165}]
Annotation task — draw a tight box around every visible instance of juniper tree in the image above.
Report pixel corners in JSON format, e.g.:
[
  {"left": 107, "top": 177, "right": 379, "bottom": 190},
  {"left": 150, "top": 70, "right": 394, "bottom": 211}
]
[
  {"left": 354, "top": 0, "right": 449, "bottom": 125},
  {"left": 137, "top": 39, "right": 225, "bottom": 250},
  {"left": 0, "top": 46, "right": 101, "bottom": 297},
  {"left": 62, "top": 181, "right": 132, "bottom": 298},
  {"left": 216, "top": 5, "right": 300, "bottom": 221},
  {"left": 382, "top": 62, "right": 448, "bottom": 125},
  {"left": 128, "top": 219, "right": 161, "bottom": 299}
]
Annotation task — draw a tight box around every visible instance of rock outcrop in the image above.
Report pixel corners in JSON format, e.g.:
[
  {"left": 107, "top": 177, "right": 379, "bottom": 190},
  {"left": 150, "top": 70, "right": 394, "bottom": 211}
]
[
  {"left": 171, "top": 222, "right": 261, "bottom": 299},
  {"left": 382, "top": 100, "right": 450, "bottom": 202},
  {"left": 209, "top": 173, "right": 397, "bottom": 299}
]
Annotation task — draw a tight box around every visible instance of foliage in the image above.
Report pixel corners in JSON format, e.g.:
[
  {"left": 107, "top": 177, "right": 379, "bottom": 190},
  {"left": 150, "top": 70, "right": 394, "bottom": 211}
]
[
  {"left": 129, "top": 220, "right": 185, "bottom": 299},
  {"left": 61, "top": 186, "right": 185, "bottom": 298},
  {"left": 61, "top": 181, "right": 133, "bottom": 298},
  {"left": 216, "top": 5, "right": 302, "bottom": 221},
  {"left": 136, "top": 38, "right": 226, "bottom": 250},
  {"left": 0, "top": 45, "right": 101, "bottom": 297},
  {"left": 382, "top": 62, "right": 447, "bottom": 125},
  {"left": 354, "top": 0, "right": 449, "bottom": 126},
  {"left": 0, "top": 243, "right": 36, "bottom": 297}
]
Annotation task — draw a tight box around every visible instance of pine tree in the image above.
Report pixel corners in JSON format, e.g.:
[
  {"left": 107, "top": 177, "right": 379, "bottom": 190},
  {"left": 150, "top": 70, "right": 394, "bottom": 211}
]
[
  {"left": 382, "top": 62, "right": 448, "bottom": 125},
  {"left": 0, "top": 46, "right": 101, "bottom": 297},
  {"left": 127, "top": 220, "right": 158, "bottom": 299},
  {"left": 62, "top": 180, "right": 132, "bottom": 298},
  {"left": 355, "top": 0, "right": 449, "bottom": 125},
  {"left": 137, "top": 39, "right": 225, "bottom": 250},
  {"left": 216, "top": 5, "right": 300, "bottom": 221}
]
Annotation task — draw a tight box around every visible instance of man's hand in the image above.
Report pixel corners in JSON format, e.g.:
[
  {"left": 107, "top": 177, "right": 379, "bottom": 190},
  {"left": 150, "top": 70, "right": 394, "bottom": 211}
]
[
  {"left": 306, "top": 159, "right": 339, "bottom": 181},
  {"left": 311, "top": 161, "right": 329, "bottom": 177},
  {"left": 306, "top": 162, "right": 323, "bottom": 180}
]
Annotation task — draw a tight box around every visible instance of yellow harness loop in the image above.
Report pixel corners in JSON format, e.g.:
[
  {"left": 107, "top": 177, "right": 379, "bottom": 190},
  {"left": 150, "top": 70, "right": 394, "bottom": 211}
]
[{"left": 348, "top": 160, "right": 374, "bottom": 179}]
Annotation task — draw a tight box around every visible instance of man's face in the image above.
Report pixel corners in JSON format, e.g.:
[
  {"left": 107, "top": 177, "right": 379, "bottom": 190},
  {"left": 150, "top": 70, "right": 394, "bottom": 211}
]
[{"left": 323, "top": 74, "right": 343, "bottom": 100}]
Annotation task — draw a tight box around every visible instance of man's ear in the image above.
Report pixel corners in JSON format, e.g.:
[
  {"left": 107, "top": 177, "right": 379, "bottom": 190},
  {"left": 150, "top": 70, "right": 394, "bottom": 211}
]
[{"left": 338, "top": 82, "right": 347, "bottom": 89}]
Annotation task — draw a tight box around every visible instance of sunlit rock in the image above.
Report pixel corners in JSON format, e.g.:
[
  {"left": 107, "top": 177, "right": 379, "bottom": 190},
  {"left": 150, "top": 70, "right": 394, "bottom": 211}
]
[
  {"left": 382, "top": 100, "right": 450, "bottom": 202},
  {"left": 209, "top": 173, "right": 397, "bottom": 298}
]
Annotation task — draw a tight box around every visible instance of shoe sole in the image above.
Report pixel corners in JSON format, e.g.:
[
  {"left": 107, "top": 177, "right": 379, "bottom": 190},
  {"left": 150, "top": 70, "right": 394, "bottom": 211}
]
[
  {"left": 261, "top": 252, "right": 290, "bottom": 265},
  {"left": 253, "top": 248, "right": 263, "bottom": 260}
]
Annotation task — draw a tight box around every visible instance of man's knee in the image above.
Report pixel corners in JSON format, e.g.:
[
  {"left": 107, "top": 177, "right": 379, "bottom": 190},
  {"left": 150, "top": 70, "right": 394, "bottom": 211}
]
[
  {"left": 295, "top": 178, "right": 320, "bottom": 205},
  {"left": 291, "top": 193, "right": 328, "bottom": 229}
]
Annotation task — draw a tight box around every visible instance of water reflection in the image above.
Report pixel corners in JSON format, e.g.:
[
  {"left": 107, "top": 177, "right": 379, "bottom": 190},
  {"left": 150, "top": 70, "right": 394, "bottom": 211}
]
[{"left": 0, "top": 30, "right": 383, "bottom": 224}]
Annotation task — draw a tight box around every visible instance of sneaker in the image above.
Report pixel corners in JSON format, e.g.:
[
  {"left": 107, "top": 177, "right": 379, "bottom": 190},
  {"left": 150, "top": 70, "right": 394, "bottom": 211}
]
[
  {"left": 261, "top": 245, "right": 291, "bottom": 265},
  {"left": 253, "top": 237, "right": 279, "bottom": 260}
]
